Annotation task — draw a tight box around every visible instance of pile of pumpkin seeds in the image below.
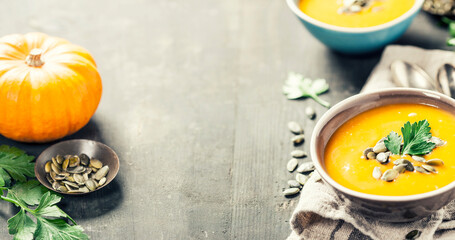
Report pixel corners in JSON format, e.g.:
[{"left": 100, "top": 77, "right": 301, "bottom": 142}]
[
  {"left": 364, "top": 136, "right": 446, "bottom": 182},
  {"left": 283, "top": 120, "right": 320, "bottom": 197},
  {"left": 45, "top": 154, "right": 109, "bottom": 193}
]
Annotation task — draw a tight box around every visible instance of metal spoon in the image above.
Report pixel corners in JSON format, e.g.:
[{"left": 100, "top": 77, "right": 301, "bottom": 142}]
[
  {"left": 390, "top": 60, "right": 442, "bottom": 93},
  {"left": 436, "top": 63, "right": 455, "bottom": 97}
]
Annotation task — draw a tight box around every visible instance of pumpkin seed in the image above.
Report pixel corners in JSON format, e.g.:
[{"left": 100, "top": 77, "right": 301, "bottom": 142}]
[
  {"left": 376, "top": 152, "right": 389, "bottom": 164},
  {"left": 79, "top": 153, "right": 90, "bottom": 166},
  {"left": 57, "top": 186, "right": 68, "bottom": 192},
  {"left": 73, "top": 174, "right": 85, "bottom": 185},
  {"left": 292, "top": 135, "right": 305, "bottom": 145},
  {"left": 68, "top": 187, "right": 90, "bottom": 193},
  {"left": 411, "top": 155, "right": 426, "bottom": 163},
  {"left": 51, "top": 157, "right": 59, "bottom": 167},
  {"left": 381, "top": 169, "right": 399, "bottom": 182},
  {"left": 366, "top": 152, "right": 376, "bottom": 160},
  {"left": 373, "top": 142, "right": 387, "bottom": 153},
  {"left": 91, "top": 167, "right": 98, "bottom": 173},
  {"left": 425, "top": 158, "right": 444, "bottom": 166},
  {"left": 84, "top": 167, "right": 93, "bottom": 174},
  {"left": 296, "top": 162, "right": 315, "bottom": 173},
  {"left": 288, "top": 179, "right": 301, "bottom": 188},
  {"left": 46, "top": 174, "right": 54, "bottom": 184},
  {"left": 296, "top": 173, "right": 309, "bottom": 185},
  {"left": 65, "top": 176, "right": 75, "bottom": 182},
  {"left": 50, "top": 171, "right": 57, "bottom": 181},
  {"left": 62, "top": 158, "right": 69, "bottom": 171},
  {"left": 310, "top": 171, "right": 322, "bottom": 182},
  {"left": 52, "top": 181, "right": 61, "bottom": 190},
  {"left": 363, "top": 147, "right": 374, "bottom": 159},
  {"left": 288, "top": 121, "right": 303, "bottom": 135},
  {"left": 56, "top": 155, "right": 64, "bottom": 164},
  {"left": 98, "top": 177, "right": 107, "bottom": 186},
  {"left": 83, "top": 173, "right": 89, "bottom": 181},
  {"left": 68, "top": 156, "right": 80, "bottom": 167},
  {"left": 89, "top": 159, "right": 103, "bottom": 169},
  {"left": 291, "top": 150, "right": 307, "bottom": 158},
  {"left": 305, "top": 106, "right": 316, "bottom": 120},
  {"left": 85, "top": 179, "right": 97, "bottom": 191},
  {"left": 51, "top": 163, "right": 61, "bottom": 174},
  {"left": 422, "top": 164, "right": 437, "bottom": 173},
  {"left": 63, "top": 181, "right": 79, "bottom": 189},
  {"left": 45, "top": 161, "right": 52, "bottom": 173},
  {"left": 394, "top": 159, "right": 414, "bottom": 172},
  {"left": 283, "top": 188, "right": 300, "bottom": 196},
  {"left": 393, "top": 164, "right": 407, "bottom": 174},
  {"left": 372, "top": 167, "right": 382, "bottom": 180},
  {"left": 405, "top": 229, "right": 421, "bottom": 240},
  {"left": 95, "top": 165, "right": 109, "bottom": 180},
  {"left": 287, "top": 158, "right": 299, "bottom": 172},
  {"left": 430, "top": 136, "right": 446, "bottom": 147},
  {"left": 53, "top": 174, "right": 66, "bottom": 181},
  {"left": 415, "top": 166, "right": 429, "bottom": 174},
  {"left": 66, "top": 166, "right": 85, "bottom": 174}
]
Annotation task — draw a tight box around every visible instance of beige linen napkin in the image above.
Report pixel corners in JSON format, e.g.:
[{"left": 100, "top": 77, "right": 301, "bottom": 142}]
[{"left": 287, "top": 45, "right": 455, "bottom": 240}]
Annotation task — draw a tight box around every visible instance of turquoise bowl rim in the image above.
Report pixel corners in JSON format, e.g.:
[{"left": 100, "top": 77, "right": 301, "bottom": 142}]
[{"left": 286, "top": 0, "right": 424, "bottom": 33}]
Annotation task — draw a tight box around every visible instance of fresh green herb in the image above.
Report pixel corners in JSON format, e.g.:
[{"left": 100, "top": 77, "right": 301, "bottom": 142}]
[
  {"left": 0, "top": 145, "right": 88, "bottom": 240},
  {"left": 384, "top": 120, "right": 436, "bottom": 155},
  {"left": 384, "top": 131, "right": 402, "bottom": 155},
  {"left": 282, "top": 72, "right": 330, "bottom": 108},
  {"left": 401, "top": 120, "right": 436, "bottom": 155},
  {"left": 0, "top": 145, "right": 35, "bottom": 186},
  {"left": 440, "top": 17, "right": 455, "bottom": 46},
  {"left": 448, "top": 38, "right": 455, "bottom": 47}
]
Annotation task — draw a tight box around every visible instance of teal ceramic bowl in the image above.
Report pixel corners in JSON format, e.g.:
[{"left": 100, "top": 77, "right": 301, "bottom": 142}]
[{"left": 286, "top": 0, "right": 424, "bottom": 54}]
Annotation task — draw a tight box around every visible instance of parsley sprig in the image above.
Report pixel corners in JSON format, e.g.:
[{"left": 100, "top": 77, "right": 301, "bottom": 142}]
[
  {"left": 282, "top": 72, "right": 330, "bottom": 108},
  {"left": 384, "top": 120, "right": 436, "bottom": 155},
  {"left": 0, "top": 145, "right": 88, "bottom": 240}
]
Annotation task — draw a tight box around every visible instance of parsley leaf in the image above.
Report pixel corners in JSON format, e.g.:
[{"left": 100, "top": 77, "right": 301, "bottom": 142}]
[
  {"left": 2, "top": 182, "right": 87, "bottom": 240},
  {"left": 384, "top": 131, "right": 402, "bottom": 155},
  {"left": 8, "top": 209, "right": 36, "bottom": 240},
  {"left": 0, "top": 145, "right": 35, "bottom": 186},
  {"left": 283, "top": 72, "right": 330, "bottom": 108},
  {"left": 7, "top": 180, "right": 49, "bottom": 206},
  {"left": 401, "top": 120, "right": 436, "bottom": 155},
  {"left": 34, "top": 218, "right": 87, "bottom": 240}
]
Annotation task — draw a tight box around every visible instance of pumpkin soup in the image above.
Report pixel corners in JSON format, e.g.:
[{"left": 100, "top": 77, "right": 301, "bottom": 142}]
[
  {"left": 299, "top": 0, "right": 415, "bottom": 28},
  {"left": 324, "top": 103, "right": 455, "bottom": 196}
]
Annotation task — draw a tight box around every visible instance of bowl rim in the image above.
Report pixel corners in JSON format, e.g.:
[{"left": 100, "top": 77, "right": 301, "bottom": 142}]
[
  {"left": 286, "top": 0, "right": 424, "bottom": 33},
  {"left": 311, "top": 88, "right": 455, "bottom": 202},
  {"left": 34, "top": 139, "right": 120, "bottom": 195}
]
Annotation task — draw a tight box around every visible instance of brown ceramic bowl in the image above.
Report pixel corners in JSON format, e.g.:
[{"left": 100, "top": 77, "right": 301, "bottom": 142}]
[
  {"left": 311, "top": 88, "right": 455, "bottom": 222},
  {"left": 35, "top": 139, "right": 120, "bottom": 195}
]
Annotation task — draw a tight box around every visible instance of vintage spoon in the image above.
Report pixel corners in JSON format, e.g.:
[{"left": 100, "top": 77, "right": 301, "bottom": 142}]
[
  {"left": 390, "top": 60, "right": 443, "bottom": 93},
  {"left": 436, "top": 63, "right": 455, "bottom": 97}
]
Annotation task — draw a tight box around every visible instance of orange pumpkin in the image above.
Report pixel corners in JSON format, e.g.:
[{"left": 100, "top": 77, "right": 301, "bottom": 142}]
[{"left": 0, "top": 32, "right": 102, "bottom": 142}]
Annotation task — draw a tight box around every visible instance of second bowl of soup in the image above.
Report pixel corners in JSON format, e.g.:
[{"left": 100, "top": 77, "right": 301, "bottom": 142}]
[
  {"left": 312, "top": 88, "right": 455, "bottom": 222},
  {"left": 286, "top": 0, "right": 424, "bottom": 54}
]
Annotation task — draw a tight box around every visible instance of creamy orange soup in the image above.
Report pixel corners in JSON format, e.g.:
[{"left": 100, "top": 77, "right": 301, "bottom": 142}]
[
  {"left": 324, "top": 104, "right": 455, "bottom": 196},
  {"left": 299, "top": 0, "right": 415, "bottom": 28}
]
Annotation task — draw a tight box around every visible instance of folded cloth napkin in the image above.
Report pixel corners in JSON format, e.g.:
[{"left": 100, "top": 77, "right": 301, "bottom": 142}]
[{"left": 287, "top": 45, "right": 455, "bottom": 240}]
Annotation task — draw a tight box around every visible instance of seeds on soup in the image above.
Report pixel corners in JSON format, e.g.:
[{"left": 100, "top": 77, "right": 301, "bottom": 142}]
[{"left": 361, "top": 120, "right": 446, "bottom": 182}]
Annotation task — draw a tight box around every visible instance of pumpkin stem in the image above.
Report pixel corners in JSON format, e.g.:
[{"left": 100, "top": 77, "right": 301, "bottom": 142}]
[{"left": 26, "top": 48, "right": 44, "bottom": 67}]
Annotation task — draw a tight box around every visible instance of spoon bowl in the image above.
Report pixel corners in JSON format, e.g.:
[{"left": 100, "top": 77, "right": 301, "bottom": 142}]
[
  {"left": 390, "top": 60, "right": 442, "bottom": 92},
  {"left": 436, "top": 63, "right": 455, "bottom": 98}
]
